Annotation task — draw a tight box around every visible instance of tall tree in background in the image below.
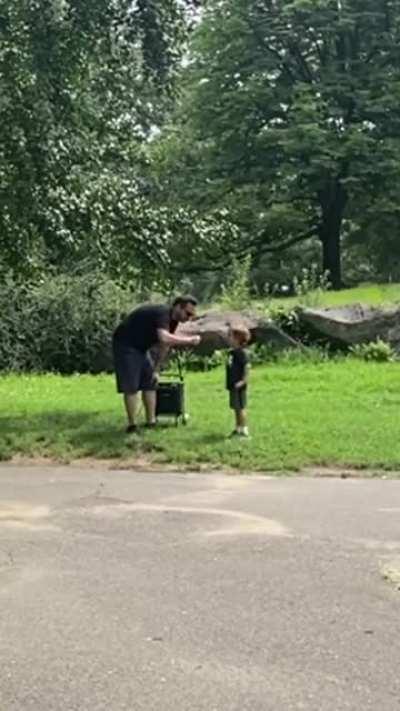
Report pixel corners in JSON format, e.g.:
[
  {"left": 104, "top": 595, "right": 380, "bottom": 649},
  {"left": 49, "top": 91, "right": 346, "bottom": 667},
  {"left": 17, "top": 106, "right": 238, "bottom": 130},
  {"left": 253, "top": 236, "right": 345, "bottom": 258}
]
[
  {"left": 0, "top": 0, "right": 196, "bottom": 279},
  {"left": 166, "top": 0, "right": 400, "bottom": 288}
]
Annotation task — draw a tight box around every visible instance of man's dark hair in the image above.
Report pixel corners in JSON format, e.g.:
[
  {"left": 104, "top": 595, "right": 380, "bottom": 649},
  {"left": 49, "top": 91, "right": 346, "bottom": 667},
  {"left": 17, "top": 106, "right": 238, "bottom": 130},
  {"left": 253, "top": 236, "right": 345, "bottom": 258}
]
[{"left": 172, "top": 295, "right": 198, "bottom": 307}]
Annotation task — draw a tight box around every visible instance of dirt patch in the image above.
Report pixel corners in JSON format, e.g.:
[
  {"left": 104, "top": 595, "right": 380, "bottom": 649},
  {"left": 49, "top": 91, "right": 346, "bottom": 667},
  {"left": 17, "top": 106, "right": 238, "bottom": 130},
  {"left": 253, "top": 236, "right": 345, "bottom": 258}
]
[
  {"left": 0, "top": 501, "right": 57, "bottom": 531},
  {"left": 89, "top": 502, "right": 292, "bottom": 538},
  {"left": 6, "top": 455, "right": 400, "bottom": 478},
  {"left": 303, "top": 466, "right": 397, "bottom": 479},
  {"left": 381, "top": 561, "right": 400, "bottom": 590},
  {"left": 8, "top": 454, "right": 241, "bottom": 475}
]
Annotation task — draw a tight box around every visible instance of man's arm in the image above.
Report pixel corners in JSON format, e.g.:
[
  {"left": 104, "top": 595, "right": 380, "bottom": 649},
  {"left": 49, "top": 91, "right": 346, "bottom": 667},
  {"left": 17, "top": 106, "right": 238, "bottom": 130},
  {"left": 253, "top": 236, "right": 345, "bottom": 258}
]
[
  {"left": 152, "top": 343, "right": 170, "bottom": 374},
  {"left": 157, "top": 329, "right": 200, "bottom": 347}
]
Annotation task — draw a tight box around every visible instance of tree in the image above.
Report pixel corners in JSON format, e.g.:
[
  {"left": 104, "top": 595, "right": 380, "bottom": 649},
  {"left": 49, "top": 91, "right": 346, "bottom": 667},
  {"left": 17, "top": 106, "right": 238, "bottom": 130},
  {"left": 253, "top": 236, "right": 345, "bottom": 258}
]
[
  {"left": 0, "top": 0, "right": 198, "bottom": 279},
  {"left": 164, "top": 0, "right": 400, "bottom": 288}
]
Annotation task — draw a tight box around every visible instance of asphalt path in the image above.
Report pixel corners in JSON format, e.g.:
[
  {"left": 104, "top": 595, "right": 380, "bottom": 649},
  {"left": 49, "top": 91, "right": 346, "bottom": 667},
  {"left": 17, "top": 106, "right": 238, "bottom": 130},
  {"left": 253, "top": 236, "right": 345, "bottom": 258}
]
[{"left": 0, "top": 465, "right": 399, "bottom": 710}]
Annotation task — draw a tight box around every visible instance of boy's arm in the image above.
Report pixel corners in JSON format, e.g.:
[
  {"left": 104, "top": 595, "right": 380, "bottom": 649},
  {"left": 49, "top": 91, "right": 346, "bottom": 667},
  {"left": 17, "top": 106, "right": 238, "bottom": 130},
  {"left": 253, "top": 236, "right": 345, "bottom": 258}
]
[{"left": 234, "top": 361, "right": 250, "bottom": 389}]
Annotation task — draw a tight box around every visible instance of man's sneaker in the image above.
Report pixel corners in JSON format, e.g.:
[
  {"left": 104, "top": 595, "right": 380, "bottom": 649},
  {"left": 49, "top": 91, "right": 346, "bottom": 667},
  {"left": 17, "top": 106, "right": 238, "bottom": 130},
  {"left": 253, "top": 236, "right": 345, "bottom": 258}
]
[{"left": 126, "top": 424, "right": 138, "bottom": 434}]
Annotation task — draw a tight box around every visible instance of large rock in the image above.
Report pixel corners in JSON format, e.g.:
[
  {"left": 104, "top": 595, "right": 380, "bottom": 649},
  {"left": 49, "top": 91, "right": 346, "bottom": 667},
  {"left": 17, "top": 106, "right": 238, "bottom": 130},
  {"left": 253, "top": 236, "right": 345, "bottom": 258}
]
[
  {"left": 298, "top": 304, "right": 400, "bottom": 348},
  {"left": 177, "top": 310, "right": 299, "bottom": 354}
]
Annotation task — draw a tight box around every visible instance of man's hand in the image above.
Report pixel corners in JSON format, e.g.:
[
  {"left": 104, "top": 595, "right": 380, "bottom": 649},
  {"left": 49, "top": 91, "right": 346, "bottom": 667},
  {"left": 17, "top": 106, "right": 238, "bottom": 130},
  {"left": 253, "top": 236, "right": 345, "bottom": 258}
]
[
  {"left": 190, "top": 335, "right": 201, "bottom": 346},
  {"left": 235, "top": 380, "right": 246, "bottom": 389}
]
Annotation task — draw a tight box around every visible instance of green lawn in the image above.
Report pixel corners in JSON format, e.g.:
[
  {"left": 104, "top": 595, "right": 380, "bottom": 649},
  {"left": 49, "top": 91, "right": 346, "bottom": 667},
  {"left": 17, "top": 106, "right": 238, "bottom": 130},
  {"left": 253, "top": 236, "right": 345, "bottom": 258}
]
[
  {"left": 257, "top": 282, "right": 400, "bottom": 311},
  {"left": 1, "top": 360, "right": 400, "bottom": 472}
]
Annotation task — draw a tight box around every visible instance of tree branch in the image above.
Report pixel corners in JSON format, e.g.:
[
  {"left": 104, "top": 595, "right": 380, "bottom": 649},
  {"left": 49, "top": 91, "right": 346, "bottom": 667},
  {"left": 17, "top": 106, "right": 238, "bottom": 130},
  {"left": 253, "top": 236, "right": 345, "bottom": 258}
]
[
  {"left": 175, "top": 226, "right": 319, "bottom": 274},
  {"left": 241, "top": 12, "right": 297, "bottom": 83},
  {"left": 241, "top": 225, "right": 319, "bottom": 255},
  {"left": 288, "top": 42, "right": 315, "bottom": 84}
]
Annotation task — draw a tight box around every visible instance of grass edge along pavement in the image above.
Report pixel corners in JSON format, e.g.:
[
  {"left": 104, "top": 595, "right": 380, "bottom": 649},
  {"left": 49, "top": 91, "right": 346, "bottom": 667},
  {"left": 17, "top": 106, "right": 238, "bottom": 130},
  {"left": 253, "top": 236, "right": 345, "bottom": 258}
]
[{"left": 1, "top": 359, "right": 400, "bottom": 473}]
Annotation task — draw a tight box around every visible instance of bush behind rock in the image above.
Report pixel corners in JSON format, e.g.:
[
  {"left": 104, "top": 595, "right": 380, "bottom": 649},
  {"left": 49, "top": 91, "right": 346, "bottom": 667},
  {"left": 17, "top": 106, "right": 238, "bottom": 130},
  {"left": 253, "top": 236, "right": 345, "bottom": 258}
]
[{"left": 0, "top": 273, "right": 136, "bottom": 373}]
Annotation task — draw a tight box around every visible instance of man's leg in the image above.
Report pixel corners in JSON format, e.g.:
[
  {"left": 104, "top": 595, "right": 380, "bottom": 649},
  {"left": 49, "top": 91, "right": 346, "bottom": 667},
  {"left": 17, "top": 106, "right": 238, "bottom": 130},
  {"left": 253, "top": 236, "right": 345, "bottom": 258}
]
[
  {"left": 142, "top": 390, "right": 157, "bottom": 426},
  {"left": 123, "top": 392, "right": 139, "bottom": 428},
  {"left": 113, "top": 340, "right": 143, "bottom": 431},
  {"left": 141, "top": 353, "right": 158, "bottom": 426}
]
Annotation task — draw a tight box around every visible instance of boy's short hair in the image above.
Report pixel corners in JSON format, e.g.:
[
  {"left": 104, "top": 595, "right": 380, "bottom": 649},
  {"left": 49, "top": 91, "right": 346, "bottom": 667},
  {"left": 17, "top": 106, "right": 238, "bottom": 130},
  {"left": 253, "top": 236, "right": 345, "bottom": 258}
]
[{"left": 231, "top": 326, "right": 251, "bottom": 346}]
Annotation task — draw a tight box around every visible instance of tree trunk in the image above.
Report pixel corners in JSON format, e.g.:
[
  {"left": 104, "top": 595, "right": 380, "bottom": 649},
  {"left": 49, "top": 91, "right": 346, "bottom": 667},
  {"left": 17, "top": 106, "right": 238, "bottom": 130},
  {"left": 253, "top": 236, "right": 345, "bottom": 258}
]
[
  {"left": 321, "top": 221, "right": 342, "bottom": 289},
  {"left": 318, "top": 180, "right": 347, "bottom": 290}
]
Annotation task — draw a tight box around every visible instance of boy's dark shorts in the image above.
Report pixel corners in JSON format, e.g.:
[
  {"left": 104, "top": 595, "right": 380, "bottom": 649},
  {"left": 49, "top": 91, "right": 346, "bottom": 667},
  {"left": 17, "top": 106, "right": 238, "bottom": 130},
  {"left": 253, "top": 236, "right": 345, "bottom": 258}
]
[
  {"left": 113, "top": 342, "right": 156, "bottom": 394},
  {"left": 229, "top": 387, "right": 247, "bottom": 410}
]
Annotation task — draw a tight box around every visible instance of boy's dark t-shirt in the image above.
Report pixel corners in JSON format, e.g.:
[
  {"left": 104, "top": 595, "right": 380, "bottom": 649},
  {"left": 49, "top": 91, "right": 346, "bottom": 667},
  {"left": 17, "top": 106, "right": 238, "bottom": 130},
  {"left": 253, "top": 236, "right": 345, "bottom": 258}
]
[
  {"left": 226, "top": 348, "right": 249, "bottom": 390},
  {"left": 113, "top": 304, "right": 177, "bottom": 352}
]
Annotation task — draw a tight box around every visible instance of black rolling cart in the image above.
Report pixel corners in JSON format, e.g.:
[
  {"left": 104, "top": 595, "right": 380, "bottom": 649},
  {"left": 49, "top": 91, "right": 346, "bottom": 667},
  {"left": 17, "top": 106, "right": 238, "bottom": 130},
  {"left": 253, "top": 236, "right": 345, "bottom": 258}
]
[{"left": 156, "top": 355, "right": 188, "bottom": 426}]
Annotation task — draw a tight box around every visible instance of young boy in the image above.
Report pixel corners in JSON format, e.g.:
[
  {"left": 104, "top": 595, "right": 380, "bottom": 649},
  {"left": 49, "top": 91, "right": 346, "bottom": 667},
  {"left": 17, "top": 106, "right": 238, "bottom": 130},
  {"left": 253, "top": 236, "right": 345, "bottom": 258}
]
[{"left": 226, "top": 326, "right": 251, "bottom": 438}]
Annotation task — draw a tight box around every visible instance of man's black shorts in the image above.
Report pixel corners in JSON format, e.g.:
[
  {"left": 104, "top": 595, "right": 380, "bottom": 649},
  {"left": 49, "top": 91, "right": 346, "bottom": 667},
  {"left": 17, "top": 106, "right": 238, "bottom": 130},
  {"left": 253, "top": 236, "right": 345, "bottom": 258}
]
[{"left": 113, "top": 342, "right": 156, "bottom": 394}]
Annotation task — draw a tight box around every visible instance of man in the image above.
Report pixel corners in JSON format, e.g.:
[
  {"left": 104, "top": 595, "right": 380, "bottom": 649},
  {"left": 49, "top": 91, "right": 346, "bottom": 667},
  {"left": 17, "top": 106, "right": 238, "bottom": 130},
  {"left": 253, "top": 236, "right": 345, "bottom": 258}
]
[{"left": 113, "top": 295, "right": 200, "bottom": 432}]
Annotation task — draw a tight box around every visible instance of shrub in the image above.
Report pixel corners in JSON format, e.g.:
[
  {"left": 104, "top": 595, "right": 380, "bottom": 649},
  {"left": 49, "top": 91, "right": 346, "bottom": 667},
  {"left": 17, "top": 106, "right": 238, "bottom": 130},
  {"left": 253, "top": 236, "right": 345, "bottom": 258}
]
[
  {"left": 0, "top": 273, "right": 137, "bottom": 373},
  {"left": 249, "top": 343, "right": 331, "bottom": 366},
  {"left": 169, "top": 349, "right": 226, "bottom": 372},
  {"left": 219, "top": 255, "right": 252, "bottom": 310},
  {"left": 292, "top": 264, "right": 330, "bottom": 307},
  {"left": 349, "top": 339, "right": 395, "bottom": 362}
]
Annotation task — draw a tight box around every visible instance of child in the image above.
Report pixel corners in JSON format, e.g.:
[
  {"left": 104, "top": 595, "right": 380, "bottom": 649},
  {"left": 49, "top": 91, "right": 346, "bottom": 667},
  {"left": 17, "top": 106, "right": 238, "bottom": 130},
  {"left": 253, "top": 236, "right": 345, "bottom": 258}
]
[{"left": 226, "top": 326, "right": 251, "bottom": 438}]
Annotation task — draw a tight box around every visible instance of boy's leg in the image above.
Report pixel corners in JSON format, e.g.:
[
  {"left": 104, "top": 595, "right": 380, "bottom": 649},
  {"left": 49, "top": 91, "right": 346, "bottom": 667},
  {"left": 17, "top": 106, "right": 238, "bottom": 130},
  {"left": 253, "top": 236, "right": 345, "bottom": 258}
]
[
  {"left": 235, "top": 408, "right": 242, "bottom": 430},
  {"left": 237, "top": 388, "right": 249, "bottom": 436},
  {"left": 237, "top": 408, "right": 249, "bottom": 436},
  {"left": 237, "top": 408, "right": 246, "bottom": 428},
  {"left": 228, "top": 391, "right": 239, "bottom": 436}
]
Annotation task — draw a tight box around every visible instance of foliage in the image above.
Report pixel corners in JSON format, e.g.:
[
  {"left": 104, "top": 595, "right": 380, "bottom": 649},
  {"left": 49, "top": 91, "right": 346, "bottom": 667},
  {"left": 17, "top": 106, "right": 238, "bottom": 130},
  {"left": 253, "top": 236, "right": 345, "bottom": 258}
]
[
  {"left": 157, "top": 0, "right": 400, "bottom": 287},
  {"left": 0, "top": 273, "right": 136, "bottom": 373},
  {"left": 293, "top": 265, "right": 331, "bottom": 307},
  {"left": 219, "top": 255, "right": 253, "bottom": 310},
  {"left": 169, "top": 349, "right": 226, "bottom": 373},
  {"left": 249, "top": 343, "right": 330, "bottom": 366},
  {"left": 350, "top": 339, "right": 395, "bottom": 362},
  {"left": 0, "top": 0, "right": 200, "bottom": 279}
]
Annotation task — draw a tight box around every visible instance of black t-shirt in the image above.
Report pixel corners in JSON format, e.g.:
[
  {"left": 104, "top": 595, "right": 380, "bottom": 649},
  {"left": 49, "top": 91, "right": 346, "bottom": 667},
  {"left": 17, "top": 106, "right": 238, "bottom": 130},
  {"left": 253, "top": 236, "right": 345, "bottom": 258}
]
[
  {"left": 113, "top": 304, "right": 177, "bottom": 352},
  {"left": 226, "top": 348, "right": 249, "bottom": 390}
]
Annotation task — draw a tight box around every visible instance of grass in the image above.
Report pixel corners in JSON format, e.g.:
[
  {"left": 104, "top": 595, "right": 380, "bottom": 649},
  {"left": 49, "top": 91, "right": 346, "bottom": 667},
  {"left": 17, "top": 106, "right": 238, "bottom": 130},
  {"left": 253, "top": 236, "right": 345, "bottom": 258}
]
[
  {"left": 220, "top": 282, "right": 400, "bottom": 313},
  {"left": 1, "top": 359, "right": 400, "bottom": 473},
  {"left": 268, "top": 282, "right": 400, "bottom": 310}
]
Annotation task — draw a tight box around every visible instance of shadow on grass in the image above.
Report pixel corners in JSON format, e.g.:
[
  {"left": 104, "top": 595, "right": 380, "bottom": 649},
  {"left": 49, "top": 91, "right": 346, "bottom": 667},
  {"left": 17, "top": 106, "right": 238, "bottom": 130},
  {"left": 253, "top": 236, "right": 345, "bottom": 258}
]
[
  {"left": 0, "top": 411, "right": 192, "bottom": 460},
  {"left": 198, "top": 433, "right": 227, "bottom": 445},
  {"left": 0, "top": 412, "right": 133, "bottom": 458}
]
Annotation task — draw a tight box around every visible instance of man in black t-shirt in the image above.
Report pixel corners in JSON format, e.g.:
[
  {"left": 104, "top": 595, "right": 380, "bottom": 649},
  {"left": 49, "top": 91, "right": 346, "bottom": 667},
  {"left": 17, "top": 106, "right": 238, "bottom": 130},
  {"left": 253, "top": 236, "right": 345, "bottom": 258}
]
[{"left": 113, "top": 296, "right": 200, "bottom": 432}]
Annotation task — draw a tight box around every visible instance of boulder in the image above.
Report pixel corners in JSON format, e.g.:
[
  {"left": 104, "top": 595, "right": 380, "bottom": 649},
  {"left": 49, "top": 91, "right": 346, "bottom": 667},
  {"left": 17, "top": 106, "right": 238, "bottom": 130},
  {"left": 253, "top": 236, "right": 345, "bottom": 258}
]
[
  {"left": 177, "top": 310, "right": 299, "bottom": 354},
  {"left": 298, "top": 304, "right": 400, "bottom": 349}
]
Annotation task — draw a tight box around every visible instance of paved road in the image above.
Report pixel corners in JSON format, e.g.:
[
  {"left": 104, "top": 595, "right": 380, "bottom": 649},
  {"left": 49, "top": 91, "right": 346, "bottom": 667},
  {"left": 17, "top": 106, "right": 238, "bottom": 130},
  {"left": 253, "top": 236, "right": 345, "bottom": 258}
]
[{"left": 0, "top": 465, "right": 400, "bottom": 711}]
